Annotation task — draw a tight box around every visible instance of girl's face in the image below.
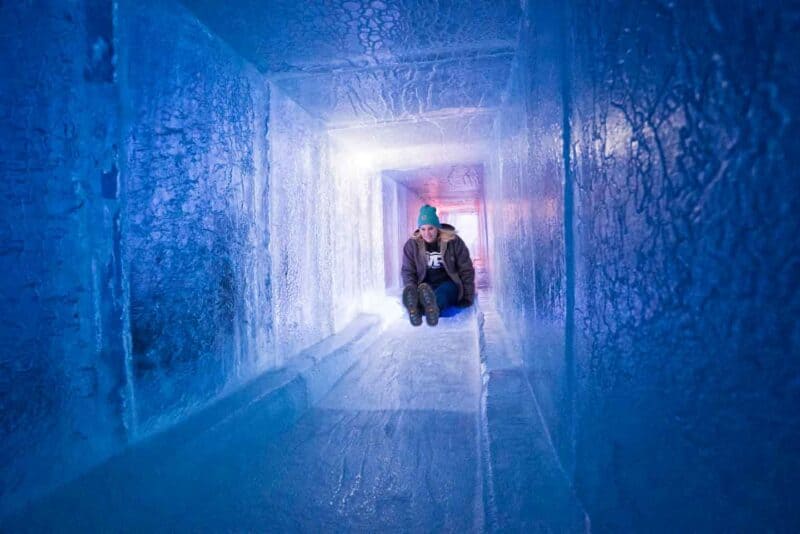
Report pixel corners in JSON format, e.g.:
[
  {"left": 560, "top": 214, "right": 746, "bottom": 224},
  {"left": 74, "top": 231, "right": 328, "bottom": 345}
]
[{"left": 420, "top": 224, "right": 439, "bottom": 243}]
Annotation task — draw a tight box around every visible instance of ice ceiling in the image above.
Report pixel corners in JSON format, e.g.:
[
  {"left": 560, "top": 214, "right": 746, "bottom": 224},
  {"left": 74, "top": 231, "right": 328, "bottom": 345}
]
[
  {"left": 385, "top": 164, "right": 483, "bottom": 206},
  {"left": 182, "top": 0, "right": 522, "bottom": 170}
]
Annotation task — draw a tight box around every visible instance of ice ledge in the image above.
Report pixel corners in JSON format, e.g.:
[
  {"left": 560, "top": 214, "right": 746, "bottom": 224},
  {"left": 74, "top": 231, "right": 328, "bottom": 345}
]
[
  {"left": 4, "top": 314, "right": 383, "bottom": 529},
  {"left": 135, "top": 312, "right": 385, "bottom": 460},
  {"left": 477, "top": 296, "right": 590, "bottom": 533}
]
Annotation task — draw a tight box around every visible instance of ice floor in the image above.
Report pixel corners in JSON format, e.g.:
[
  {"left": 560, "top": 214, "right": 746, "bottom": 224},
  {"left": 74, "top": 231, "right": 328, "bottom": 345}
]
[{"left": 6, "top": 300, "right": 584, "bottom": 532}]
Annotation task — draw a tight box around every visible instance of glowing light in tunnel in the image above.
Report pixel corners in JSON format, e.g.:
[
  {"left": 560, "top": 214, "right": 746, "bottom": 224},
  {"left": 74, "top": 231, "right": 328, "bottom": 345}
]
[
  {"left": 446, "top": 211, "right": 480, "bottom": 255},
  {"left": 351, "top": 150, "right": 375, "bottom": 171},
  {"left": 328, "top": 111, "right": 494, "bottom": 172}
]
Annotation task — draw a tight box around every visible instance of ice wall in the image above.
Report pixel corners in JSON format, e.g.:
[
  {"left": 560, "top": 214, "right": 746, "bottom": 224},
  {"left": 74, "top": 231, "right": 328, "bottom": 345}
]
[
  {"left": 327, "top": 149, "right": 385, "bottom": 332},
  {"left": 1, "top": 0, "right": 393, "bottom": 512},
  {"left": 486, "top": 0, "right": 570, "bottom": 470},
  {"left": 119, "top": 0, "right": 271, "bottom": 435},
  {"left": 385, "top": 164, "right": 488, "bottom": 287},
  {"left": 0, "top": 0, "right": 128, "bottom": 513},
  {"left": 381, "top": 176, "right": 420, "bottom": 290},
  {"left": 267, "top": 89, "right": 335, "bottom": 358},
  {"left": 0, "top": 0, "right": 274, "bottom": 513},
  {"left": 570, "top": 2, "right": 799, "bottom": 530},
  {"left": 489, "top": 1, "right": 800, "bottom": 531},
  {"left": 269, "top": 89, "right": 385, "bottom": 354}
]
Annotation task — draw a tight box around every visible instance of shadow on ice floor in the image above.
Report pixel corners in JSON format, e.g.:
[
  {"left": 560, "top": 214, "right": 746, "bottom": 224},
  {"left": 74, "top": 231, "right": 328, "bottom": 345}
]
[{"left": 5, "top": 296, "right": 586, "bottom": 533}]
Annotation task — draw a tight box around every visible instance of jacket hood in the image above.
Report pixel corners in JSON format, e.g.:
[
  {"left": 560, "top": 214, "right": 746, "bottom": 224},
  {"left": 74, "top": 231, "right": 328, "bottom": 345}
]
[{"left": 412, "top": 226, "right": 457, "bottom": 243}]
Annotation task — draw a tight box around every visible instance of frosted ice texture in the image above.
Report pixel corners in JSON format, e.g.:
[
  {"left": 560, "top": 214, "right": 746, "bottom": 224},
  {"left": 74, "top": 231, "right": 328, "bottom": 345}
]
[
  {"left": 485, "top": 0, "right": 569, "bottom": 480},
  {"left": 568, "top": 3, "right": 799, "bottom": 530},
  {"left": 327, "top": 147, "right": 386, "bottom": 331},
  {"left": 1, "top": 0, "right": 798, "bottom": 530},
  {"left": 182, "top": 0, "right": 517, "bottom": 170},
  {"left": 121, "top": 1, "right": 271, "bottom": 436},
  {"left": 274, "top": 56, "right": 512, "bottom": 127},
  {"left": 268, "top": 87, "right": 385, "bottom": 354},
  {"left": 268, "top": 89, "right": 335, "bottom": 360},
  {"left": 182, "top": 0, "right": 521, "bottom": 74},
  {"left": 488, "top": 1, "right": 800, "bottom": 531},
  {"left": 1, "top": 0, "right": 274, "bottom": 513},
  {"left": 381, "top": 175, "right": 421, "bottom": 289},
  {"left": 0, "top": 1, "right": 127, "bottom": 513}
]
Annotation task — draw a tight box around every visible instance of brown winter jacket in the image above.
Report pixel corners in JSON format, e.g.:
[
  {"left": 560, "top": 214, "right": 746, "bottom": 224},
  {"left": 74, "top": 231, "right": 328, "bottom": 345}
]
[{"left": 401, "top": 227, "right": 476, "bottom": 305}]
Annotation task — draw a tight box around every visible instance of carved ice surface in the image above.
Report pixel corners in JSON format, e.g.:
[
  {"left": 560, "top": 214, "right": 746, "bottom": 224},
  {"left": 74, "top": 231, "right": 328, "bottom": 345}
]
[{"left": 1, "top": 0, "right": 797, "bottom": 531}]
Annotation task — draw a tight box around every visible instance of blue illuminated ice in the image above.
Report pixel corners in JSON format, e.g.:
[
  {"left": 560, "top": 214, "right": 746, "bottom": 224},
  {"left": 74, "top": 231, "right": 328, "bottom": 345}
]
[{"left": 1, "top": 0, "right": 797, "bottom": 531}]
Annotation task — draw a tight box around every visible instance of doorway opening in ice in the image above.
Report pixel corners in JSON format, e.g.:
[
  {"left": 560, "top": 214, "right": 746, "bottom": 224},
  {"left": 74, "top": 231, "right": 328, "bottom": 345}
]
[{"left": 380, "top": 163, "right": 490, "bottom": 293}]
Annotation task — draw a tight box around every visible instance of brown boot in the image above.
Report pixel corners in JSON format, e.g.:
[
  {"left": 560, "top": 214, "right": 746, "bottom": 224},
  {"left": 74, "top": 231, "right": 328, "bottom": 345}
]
[
  {"left": 418, "top": 283, "right": 439, "bottom": 326},
  {"left": 402, "top": 285, "right": 422, "bottom": 326}
]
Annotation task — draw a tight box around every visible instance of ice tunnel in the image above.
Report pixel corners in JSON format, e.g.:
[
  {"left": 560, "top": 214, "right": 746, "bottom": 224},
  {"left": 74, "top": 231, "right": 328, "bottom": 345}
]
[{"left": 1, "top": 0, "right": 798, "bottom": 532}]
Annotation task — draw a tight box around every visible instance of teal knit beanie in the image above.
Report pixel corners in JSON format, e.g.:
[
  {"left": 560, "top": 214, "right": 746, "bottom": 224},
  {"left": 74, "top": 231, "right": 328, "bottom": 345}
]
[{"left": 417, "top": 204, "right": 441, "bottom": 228}]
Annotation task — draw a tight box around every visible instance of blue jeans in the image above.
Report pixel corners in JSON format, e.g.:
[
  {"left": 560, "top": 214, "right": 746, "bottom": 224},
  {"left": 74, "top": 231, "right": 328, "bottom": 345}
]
[{"left": 427, "top": 280, "right": 458, "bottom": 311}]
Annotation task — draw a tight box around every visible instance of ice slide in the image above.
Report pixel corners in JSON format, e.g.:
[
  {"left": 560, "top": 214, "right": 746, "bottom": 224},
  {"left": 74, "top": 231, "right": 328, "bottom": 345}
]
[{"left": 6, "top": 300, "right": 585, "bottom": 532}]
